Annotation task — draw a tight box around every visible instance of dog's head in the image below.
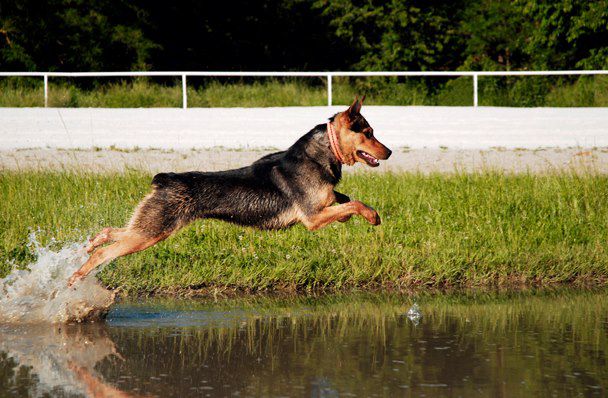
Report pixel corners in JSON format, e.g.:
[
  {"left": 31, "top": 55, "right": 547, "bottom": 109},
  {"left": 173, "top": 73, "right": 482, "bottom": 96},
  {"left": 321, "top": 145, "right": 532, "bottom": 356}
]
[{"left": 331, "top": 96, "right": 392, "bottom": 167}]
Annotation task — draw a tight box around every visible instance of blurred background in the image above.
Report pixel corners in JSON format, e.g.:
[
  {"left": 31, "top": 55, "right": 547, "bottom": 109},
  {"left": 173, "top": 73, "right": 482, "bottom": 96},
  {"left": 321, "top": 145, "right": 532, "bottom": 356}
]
[{"left": 1, "top": 0, "right": 607, "bottom": 107}]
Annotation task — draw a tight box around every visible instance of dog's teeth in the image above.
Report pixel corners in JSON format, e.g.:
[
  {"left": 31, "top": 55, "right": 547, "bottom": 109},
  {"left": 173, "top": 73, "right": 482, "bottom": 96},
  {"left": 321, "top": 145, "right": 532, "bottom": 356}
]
[{"left": 359, "top": 151, "right": 379, "bottom": 165}]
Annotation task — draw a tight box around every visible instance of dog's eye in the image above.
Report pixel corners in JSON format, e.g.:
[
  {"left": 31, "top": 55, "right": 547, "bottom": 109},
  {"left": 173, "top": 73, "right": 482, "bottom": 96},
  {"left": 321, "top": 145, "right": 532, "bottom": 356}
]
[{"left": 363, "top": 130, "right": 373, "bottom": 139}]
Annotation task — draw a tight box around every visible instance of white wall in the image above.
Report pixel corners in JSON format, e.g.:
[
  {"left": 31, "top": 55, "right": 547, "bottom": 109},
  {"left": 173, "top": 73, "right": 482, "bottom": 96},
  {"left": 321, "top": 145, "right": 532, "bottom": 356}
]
[{"left": 1, "top": 106, "right": 607, "bottom": 150}]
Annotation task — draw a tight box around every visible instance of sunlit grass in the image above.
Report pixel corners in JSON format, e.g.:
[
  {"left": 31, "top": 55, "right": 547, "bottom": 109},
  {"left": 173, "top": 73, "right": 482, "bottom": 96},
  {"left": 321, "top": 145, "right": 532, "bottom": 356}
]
[
  {"left": 1, "top": 170, "right": 608, "bottom": 293},
  {"left": 0, "top": 79, "right": 328, "bottom": 108}
]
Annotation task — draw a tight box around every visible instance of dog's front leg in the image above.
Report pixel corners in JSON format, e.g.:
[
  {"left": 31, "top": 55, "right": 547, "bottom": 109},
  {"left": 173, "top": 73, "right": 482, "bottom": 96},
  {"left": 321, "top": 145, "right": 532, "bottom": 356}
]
[
  {"left": 303, "top": 201, "right": 380, "bottom": 231},
  {"left": 333, "top": 190, "right": 353, "bottom": 222},
  {"left": 334, "top": 191, "right": 351, "bottom": 204}
]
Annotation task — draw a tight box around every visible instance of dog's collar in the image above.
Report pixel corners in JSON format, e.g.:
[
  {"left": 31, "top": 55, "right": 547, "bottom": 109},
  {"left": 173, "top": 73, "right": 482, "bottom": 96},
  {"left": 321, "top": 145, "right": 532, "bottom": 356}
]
[{"left": 327, "top": 122, "right": 344, "bottom": 164}]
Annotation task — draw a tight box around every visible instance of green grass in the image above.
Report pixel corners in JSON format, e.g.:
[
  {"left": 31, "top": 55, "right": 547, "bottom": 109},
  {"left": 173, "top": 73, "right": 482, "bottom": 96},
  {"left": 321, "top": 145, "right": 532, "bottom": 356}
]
[
  {"left": 0, "top": 79, "right": 328, "bottom": 108},
  {"left": 1, "top": 75, "right": 608, "bottom": 107},
  {"left": 1, "top": 170, "right": 608, "bottom": 293}
]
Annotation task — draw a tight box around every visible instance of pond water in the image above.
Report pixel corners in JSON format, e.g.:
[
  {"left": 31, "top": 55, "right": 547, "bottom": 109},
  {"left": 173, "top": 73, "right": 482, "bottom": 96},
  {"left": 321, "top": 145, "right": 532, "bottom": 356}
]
[{"left": 1, "top": 288, "right": 607, "bottom": 397}]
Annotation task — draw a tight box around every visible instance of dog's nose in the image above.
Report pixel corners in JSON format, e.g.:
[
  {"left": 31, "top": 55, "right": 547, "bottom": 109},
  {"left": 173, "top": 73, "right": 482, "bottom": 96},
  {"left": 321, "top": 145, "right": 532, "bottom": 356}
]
[{"left": 386, "top": 148, "right": 392, "bottom": 159}]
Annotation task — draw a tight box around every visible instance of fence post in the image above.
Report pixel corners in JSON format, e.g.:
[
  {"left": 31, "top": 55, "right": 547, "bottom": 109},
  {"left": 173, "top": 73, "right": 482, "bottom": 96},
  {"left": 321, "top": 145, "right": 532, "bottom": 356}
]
[
  {"left": 473, "top": 73, "right": 478, "bottom": 107},
  {"left": 44, "top": 74, "right": 48, "bottom": 108},
  {"left": 182, "top": 74, "right": 187, "bottom": 109},
  {"left": 327, "top": 74, "right": 332, "bottom": 107}
]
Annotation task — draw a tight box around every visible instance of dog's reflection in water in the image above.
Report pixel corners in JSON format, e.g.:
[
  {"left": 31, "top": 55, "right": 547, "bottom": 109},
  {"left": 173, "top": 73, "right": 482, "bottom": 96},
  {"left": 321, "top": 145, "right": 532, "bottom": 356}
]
[
  {"left": 67, "top": 360, "right": 150, "bottom": 398},
  {"left": 0, "top": 324, "right": 145, "bottom": 398}
]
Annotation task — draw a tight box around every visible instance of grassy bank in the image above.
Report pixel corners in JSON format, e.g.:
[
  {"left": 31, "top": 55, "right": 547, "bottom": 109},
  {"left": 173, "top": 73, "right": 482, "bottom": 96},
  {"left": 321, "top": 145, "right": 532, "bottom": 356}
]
[
  {"left": 1, "top": 170, "right": 607, "bottom": 293},
  {"left": 1, "top": 75, "right": 608, "bottom": 107}
]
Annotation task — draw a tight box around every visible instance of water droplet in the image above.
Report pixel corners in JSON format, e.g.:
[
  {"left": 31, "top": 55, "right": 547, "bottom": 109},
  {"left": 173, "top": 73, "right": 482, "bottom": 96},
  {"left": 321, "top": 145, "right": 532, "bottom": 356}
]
[{"left": 406, "top": 303, "right": 422, "bottom": 325}]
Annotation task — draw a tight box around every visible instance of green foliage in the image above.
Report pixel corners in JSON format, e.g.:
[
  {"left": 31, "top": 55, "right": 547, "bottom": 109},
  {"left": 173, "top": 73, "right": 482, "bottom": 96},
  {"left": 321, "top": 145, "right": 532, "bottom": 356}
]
[
  {"left": 2, "top": 0, "right": 606, "bottom": 74},
  {"left": 519, "top": 1, "right": 608, "bottom": 70},
  {"left": 0, "top": 0, "right": 157, "bottom": 71},
  {"left": 3, "top": 76, "right": 608, "bottom": 107},
  {"left": 459, "top": 0, "right": 531, "bottom": 70},
  {"left": 545, "top": 75, "right": 608, "bottom": 107},
  {"left": 313, "top": 0, "right": 608, "bottom": 105},
  {"left": 315, "top": 0, "right": 465, "bottom": 71},
  {"left": 1, "top": 1, "right": 607, "bottom": 106},
  {"left": 0, "top": 79, "right": 328, "bottom": 107},
  {"left": 189, "top": 80, "right": 327, "bottom": 107}
]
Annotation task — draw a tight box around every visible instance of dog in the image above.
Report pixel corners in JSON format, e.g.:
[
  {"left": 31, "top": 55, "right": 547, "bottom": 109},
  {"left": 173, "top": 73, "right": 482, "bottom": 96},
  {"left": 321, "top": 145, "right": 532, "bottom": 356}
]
[{"left": 67, "top": 97, "right": 392, "bottom": 286}]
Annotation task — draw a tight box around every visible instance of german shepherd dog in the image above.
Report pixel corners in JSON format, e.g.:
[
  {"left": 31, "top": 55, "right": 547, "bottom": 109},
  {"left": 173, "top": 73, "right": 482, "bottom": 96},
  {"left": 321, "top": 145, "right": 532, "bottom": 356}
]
[{"left": 68, "top": 97, "right": 391, "bottom": 286}]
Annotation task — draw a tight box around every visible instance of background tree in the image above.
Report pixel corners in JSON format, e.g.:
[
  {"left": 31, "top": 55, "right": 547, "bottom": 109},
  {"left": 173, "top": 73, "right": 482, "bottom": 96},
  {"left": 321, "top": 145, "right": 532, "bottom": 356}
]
[
  {"left": 0, "top": 0, "right": 155, "bottom": 71},
  {"left": 1, "top": 0, "right": 607, "bottom": 106},
  {"left": 315, "top": 0, "right": 466, "bottom": 71},
  {"left": 2, "top": 0, "right": 607, "bottom": 73},
  {"left": 519, "top": 0, "right": 608, "bottom": 70},
  {"left": 458, "top": 0, "right": 531, "bottom": 71}
]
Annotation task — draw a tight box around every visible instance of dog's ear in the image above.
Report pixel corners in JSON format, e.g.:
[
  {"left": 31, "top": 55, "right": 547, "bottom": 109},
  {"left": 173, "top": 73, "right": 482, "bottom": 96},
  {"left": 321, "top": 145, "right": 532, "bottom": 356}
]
[{"left": 348, "top": 96, "right": 363, "bottom": 117}]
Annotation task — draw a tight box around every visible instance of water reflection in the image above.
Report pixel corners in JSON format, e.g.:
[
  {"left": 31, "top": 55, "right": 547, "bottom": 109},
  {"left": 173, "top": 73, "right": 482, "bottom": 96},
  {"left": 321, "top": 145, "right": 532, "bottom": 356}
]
[
  {"left": 0, "top": 324, "right": 126, "bottom": 397},
  {"left": 1, "top": 288, "right": 607, "bottom": 397}
]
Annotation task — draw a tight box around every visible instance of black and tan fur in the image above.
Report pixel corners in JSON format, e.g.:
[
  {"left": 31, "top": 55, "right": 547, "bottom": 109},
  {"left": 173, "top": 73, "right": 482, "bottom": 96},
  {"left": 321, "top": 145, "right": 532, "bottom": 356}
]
[{"left": 68, "top": 98, "right": 391, "bottom": 286}]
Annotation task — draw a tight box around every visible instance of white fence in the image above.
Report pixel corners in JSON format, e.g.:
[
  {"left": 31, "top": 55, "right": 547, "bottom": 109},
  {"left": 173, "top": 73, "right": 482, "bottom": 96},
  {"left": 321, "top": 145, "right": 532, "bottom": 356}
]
[{"left": 1, "top": 70, "right": 608, "bottom": 108}]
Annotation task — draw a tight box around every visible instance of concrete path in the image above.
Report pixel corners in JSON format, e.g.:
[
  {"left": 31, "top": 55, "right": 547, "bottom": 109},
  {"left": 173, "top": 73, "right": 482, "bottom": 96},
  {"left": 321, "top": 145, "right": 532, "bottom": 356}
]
[
  {"left": 2, "top": 147, "right": 605, "bottom": 174},
  {"left": 1, "top": 106, "right": 608, "bottom": 150}
]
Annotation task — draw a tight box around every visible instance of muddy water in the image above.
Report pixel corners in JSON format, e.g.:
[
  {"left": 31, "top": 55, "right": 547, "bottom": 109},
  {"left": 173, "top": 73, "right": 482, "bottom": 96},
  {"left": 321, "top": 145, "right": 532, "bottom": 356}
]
[{"left": 1, "top": 289, "right": 607, "bottom": 397}]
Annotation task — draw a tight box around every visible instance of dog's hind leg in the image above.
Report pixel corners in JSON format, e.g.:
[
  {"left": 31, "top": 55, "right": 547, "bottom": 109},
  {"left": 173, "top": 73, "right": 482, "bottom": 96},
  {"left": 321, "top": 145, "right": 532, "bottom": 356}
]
[
  {"left": 68, "top": 229, "right": 168, "bottom": 287},
  {"left": 86, "top": 227, "right": 127, "bottom": 253},
  {"left": 69, "top": 181, "right": 195, "bottom": 286}
]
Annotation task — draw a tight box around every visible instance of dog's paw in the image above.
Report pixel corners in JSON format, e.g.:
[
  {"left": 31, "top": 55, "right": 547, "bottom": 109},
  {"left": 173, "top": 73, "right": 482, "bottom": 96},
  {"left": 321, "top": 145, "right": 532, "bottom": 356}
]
[
  {"left": 352, "top": 201, "right": 381, "bottom": 226},
  {"left": 366, "top": 209, "right": 381, "bottom": 226},
  {"left": 67, "top": 272, "right": 83, "bottom": 287}
]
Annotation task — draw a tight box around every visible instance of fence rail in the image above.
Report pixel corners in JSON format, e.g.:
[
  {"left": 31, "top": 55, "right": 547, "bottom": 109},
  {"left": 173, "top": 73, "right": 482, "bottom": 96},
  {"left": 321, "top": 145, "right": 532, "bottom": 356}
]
[{"left": 1, "top": 70, "right": 608, "bottom": 108}]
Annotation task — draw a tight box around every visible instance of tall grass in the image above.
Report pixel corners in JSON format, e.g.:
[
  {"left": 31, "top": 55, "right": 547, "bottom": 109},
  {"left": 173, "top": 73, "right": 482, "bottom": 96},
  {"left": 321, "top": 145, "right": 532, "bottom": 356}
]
[
  {"left": 1, "top": 75, "right": 607, "bottom": 107},
  {"left": 1, "top": 171, "right": 607, "bottom": 293},
  {"left": 0, "top": 78, "right": 328, "bottom": 108}
]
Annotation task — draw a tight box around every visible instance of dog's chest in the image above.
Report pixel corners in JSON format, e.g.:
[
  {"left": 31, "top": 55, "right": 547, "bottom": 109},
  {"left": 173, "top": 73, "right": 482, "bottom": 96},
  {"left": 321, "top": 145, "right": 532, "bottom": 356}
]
[{"left": 310, "top": 184, "right": 335, "bottom": 210}]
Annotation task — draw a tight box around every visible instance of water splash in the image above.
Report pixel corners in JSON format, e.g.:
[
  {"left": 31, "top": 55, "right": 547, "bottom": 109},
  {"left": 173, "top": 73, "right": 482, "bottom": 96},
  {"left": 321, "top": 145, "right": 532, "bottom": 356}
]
[
  {"left": 0, "top": 232, "right": 115, "bottom": 324},
  {"left": 406, "top": 303, "right": 422, "bottom": 325}
]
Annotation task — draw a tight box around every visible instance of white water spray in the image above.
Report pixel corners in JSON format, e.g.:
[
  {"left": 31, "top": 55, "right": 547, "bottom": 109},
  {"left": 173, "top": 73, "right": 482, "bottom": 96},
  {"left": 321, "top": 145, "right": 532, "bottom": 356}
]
[
  {"left": 0, "top": 232, "right": 115, "bottom": 323},
  {"left": 406, "top": 303, "right": 422, "bottom": 325}
]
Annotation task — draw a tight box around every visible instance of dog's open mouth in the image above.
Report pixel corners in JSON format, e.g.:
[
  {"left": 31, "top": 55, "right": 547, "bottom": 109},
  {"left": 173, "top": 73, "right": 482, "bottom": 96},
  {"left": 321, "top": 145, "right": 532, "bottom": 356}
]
[{"left": 357, "top": 150, "right": 380, "bottom": 167}]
